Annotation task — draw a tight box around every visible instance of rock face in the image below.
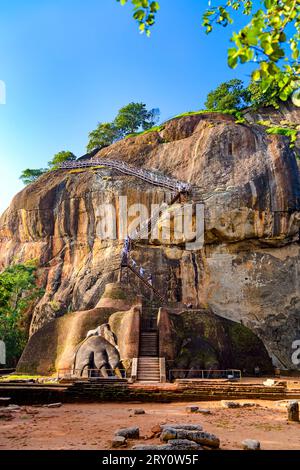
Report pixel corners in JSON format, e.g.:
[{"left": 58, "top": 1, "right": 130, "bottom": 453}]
[{"left": 1, "top": 107, "right": 300, "bottom": 370}]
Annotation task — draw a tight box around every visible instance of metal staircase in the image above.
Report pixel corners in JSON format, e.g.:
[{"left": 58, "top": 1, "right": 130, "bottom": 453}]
[{"left": 59, "top": 158, "right": 192, "bottom": 193}]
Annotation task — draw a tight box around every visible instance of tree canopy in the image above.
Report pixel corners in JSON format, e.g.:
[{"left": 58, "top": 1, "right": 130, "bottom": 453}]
[
  {"left": 87, "top": 102, "right": 160, "bottom": 151},
  {"left": 20, "top": 150, "right": 76, "bottom": 186},
  {"left": 116, "top": 1, "right": 300, "bottom": 103},
  {"left": 0, "top": 262, "right": 43, "bottom": 366},
  {"left": 19, "top": 168, "right": 47, "bottom": 186},
  {"left": 48, "top": 151, "right": 76, "bottom": 169},
  {"left": 87, "top": 122, "right": 122, "bottom": 153},
  {"left": 205, "top": 79, "right": 251, "bottom": 111}
]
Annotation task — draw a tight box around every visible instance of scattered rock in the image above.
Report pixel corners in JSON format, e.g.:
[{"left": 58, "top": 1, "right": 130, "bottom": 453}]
[
  {"left": 197, "top": 408, "right": 212, "bottom": 414},
  {"left": 168, "top": 439, "right": 203, "bottom": 450},
  {"left": 186, "top": 406, "right": 199, "bottom": 413},
  {"left": 242, "top": 439, "right": 261, "bottom": 451},
  {"left": 134, "top": 409, "right": 145, "bottom": 415},
  {"left": 176, "top": 430, "right": 220, "bottom": 449},
  {"left": 241, "top": 403, "right": 257, "bottom": 408},
  {"left": 221, "top": 401, "right": 241, "bottom": 409},
  {"left": 115, "top": 426, "right": 140, "bottom": 439},
  {"left": 160, "top": 428, "right": 177, "bottom": 441},
  {"left": 46, "top": 403, "right": 62, "bottom": 408},
  {"left": 160, "top": 428, "right": 219, "bottom": 449},
  {"left": 0, "top": 398, "right": 11, "bottom": 407},
  {"left": 288, "top": 402, "right": 299, "bottom": 422},
  {"left": 111, "top": 436, "right": 127, "bottom": 448},
  {"left": 160, "top": 423, "right": 203, "bottom": 431}
]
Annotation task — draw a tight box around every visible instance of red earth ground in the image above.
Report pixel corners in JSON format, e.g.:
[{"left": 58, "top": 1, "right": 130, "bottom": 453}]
[{"left": 0, "top": 400, "right": 300, "bottom": 450}]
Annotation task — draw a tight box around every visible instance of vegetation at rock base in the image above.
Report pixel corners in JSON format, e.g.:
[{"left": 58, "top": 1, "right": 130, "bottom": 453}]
[
  {"left": 117, "top": 0, "right": 300, "bottom": 103},
  {"left": 0, "top": 261, "right": 43, "bottom": 366}
]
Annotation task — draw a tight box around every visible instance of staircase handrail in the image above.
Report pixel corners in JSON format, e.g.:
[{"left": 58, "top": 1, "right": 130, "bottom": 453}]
[{"left": 59, "top": 158, "right": 192, "bottom": 193}]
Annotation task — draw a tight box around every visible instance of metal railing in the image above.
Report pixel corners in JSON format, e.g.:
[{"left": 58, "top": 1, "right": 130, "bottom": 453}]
[
  {"left": 59, "top": 158, "right": 192, "bottom": 193},
  {"left": 57, "top": 368, "right": 127, "bottom": 380},
  {"left": 168, "top": 369, "right": 242, "bottom": 382}
]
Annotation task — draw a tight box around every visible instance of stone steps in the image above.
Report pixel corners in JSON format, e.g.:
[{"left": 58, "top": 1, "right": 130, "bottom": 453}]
[
  {"left": 139, "top": 332, "right": 158, "bottom": 357},
  {"left": 137, "top": 357, "right": 160, "bottom": 382}
]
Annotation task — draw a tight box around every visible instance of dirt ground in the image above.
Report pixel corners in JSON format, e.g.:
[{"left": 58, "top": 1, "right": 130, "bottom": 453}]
[{"left": 1, "top": 400, "right": 300, "bottom": 450}]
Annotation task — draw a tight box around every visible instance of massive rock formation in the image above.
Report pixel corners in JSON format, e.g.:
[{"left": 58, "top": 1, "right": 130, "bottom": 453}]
[{"left": 1, "top": 105, "right": 300, "bottom": 371}]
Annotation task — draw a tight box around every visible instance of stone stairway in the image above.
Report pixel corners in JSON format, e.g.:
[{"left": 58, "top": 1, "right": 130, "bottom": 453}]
[
  {"left": 139, "top": 331, "right": 158, "bottom": 356},
  {"left": 137, "top": 357, "right": 160, "bottom": 382},
  {"left": 137, "top": 309, "right": 161, "bottom": 382}
]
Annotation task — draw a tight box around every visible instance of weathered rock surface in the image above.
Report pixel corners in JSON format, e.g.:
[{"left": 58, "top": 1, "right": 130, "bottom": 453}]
[
  {"left": 160, "top": 428, "right": 220, "bottom": 448},
  {"left": 111, "top": 436, "right": 127, "bottom": 448},
  {"left": 0, "top": 108, "right": 300, "bottom": 369},
  {"left": 115, "top": 426, "right": 140, "bottom": 439},
  {"left": 242, "top": 439, "right": 261, "bottom": 451}
]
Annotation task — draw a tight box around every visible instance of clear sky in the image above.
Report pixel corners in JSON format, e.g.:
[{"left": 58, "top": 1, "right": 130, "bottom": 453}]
[{"left": 0, "top": 0, "right": 253, "bottom": 214}]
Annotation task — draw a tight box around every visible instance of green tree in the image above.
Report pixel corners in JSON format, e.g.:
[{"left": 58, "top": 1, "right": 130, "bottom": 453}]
[
  {"left": 19, "top": 168, "right": 47, "bottom": 186},
  {"left": 87, "top": 103, "right": 160, "bottom": 150},
  {"left": 248, "top": 80, "right": 281, "bottom": 108},
  {"left": 116, "top": 1, "right": 300, "bottom": 103},
  {"left": 205, "top": 79, "right": 251, "bottom": 111},
  {"left": 87, "top": 122, "right": 121, "bottom": 152},
  {"left": 0, "top": 262, "right": 43, "bottom": 366},
  {"left": 114, "top": 102, "right": 160, "bottom": 135},
  {"left": 48, "top": 150, "right": 76, "bottom": 169}
]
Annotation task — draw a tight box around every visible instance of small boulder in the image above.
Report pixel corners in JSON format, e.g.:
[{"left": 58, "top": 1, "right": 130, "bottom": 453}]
[
  {"left": 288, "top": 402, "right": 299, "bottom": 422},
  {"left": 176, "top": 430, "right": 220, "bottom": 449},
  {"left": 111, "top": 436, "right": 127, "bottom": 448},
  {"left": 161, "top": 423, "right": 203, "bottom": 432},
  {"left": 115, "top": 426, "right": 140, "bottom": 439},
  {"left": 134, "top": 409, "right": 145, "bottom": 415},
  {"left": 242, "top": 439, "right": 261, "bottom": 451},
  {"left": 221, "top": 401, "right": 241, "bottom": 409},
  {"left": 168, "top": 439, "right": 203, "bottom": 450},
  {"left": 186, "top": 406, "right": 199, "bottom": 413},
  {"left": 160, "top": 428, "right": 219, "bottom": 449},
  {"left": 197, "top": 408, "right": 212, "bottom": 414},
  {"left": 160, "top": 428, "right": 177, "bottom": 441}
]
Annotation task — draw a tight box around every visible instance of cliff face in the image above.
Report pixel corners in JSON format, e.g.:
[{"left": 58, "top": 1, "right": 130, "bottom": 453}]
[{"left": 1, "top": 109, "right": 300, "bottom": 369}]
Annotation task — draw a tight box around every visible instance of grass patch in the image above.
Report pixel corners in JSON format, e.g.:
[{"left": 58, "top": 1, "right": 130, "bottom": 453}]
[
  {"left": 0, "top": 374, "right": 43, "bottom": 381},
  {"left": 167, "top": 108, "right": 246, "bottom": 124},
  {"left": 125, "top": 125, "right": 165, "bottom": 139}
]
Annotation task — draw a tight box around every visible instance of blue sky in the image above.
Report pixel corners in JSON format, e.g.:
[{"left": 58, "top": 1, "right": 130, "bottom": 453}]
[{"left": 0, "top": 0, "right": 254, "bottom": 214}]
